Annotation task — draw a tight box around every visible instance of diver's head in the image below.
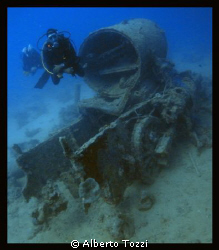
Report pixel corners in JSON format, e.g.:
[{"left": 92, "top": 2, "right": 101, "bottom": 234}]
[
  {"left": 27, "top": 44, "right": 33, "bottom": 52},
  {"left": 22, "top": 45, "right": 34, "bottom": 57},
  {"left": 37, "top": 29, "right": 71, "bottom": 51},
  {"left": 47, "top": 28, "right": 58, "bottom": 37},
  {"left": 22, "top": 47, "right": 27, "bottom": 54},
  {"left": 46, "top": 29, "right": 59, "bottom": 48}
]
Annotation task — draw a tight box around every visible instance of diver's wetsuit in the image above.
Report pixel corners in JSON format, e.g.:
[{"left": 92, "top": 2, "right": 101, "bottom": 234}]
[
  {"left": 42, "top": 34, "right": 84, "bottom": 85},
  {"left": 35, "top": 32, "right": 84, "bottom": 89},
  {"left": 22, "top": 48, "right": 42, "bottom": 73}
]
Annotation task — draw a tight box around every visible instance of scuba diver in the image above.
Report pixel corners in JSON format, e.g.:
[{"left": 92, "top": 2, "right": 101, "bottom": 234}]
[
  {"left": 35, "top": 28, "right": 84, "bottom": 89},
  {"left": 22, "top": 44, "right": 42, "bottom": 75}
]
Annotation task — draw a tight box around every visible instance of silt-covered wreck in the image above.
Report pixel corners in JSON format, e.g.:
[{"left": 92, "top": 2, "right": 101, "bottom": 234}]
[{"left": 15, "top": 19, "right": 212, "bottom": 240}]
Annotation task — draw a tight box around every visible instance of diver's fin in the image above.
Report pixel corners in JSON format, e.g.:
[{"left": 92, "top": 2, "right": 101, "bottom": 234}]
[
  {"left": 51, "top": 74, "right": 61, "bottom": 85},
  {"left": 34, "top": 71, "right": 50, "bottom": 89}
]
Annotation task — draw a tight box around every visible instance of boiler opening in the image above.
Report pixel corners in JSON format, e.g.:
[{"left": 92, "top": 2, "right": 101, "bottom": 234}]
[{"left": 79, "top": 29, "right": 139, "bottom": 93}]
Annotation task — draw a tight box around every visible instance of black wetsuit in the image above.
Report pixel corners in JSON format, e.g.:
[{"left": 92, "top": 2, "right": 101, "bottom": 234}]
[
  {"left": 22, "top": 48, "right": 42, "bottom": 73},
  {"left": 43, "top": 34, "right": 84, "bottom": 84},
  {"left": 35, "top": 34, "right": 84, "bottom": 89}
]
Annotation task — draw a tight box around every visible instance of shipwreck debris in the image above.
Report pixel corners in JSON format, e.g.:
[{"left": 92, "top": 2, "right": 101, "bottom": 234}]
[
  {"left": 15, "top": 18, "right": 211, "bottom": 239},
  {"left": 12, "top": 144, "right": 23, "bottom": 155},
  {"left": 138, "top": 190, "right": 155, "bottom": 212},
  {"left": 31, "top": 180, "right": 68, "bottom": 226},
  {"left": 79, "top": 178, "right": 100, "bottom": 213}
]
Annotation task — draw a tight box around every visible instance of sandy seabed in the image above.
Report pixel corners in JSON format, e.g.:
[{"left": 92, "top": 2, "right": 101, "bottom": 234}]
[{"left": 7, "top": 139, "right": 212, "bottom": 243}]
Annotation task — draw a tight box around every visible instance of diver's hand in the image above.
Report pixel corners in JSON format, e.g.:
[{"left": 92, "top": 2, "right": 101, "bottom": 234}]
[
  {"left": 53, "top": 64, "right": 65, "bottom": 74},
  {"left": 63, "top": 67, "right": 74, "bottom": 75},
  {"left": 57, "top": 73, "right": 63, "bottom": 79}
]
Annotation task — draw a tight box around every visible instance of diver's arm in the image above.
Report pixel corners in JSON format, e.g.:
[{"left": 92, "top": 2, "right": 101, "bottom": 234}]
[{"left": 32, "top": 49, "right": 42, "bottom": 68}]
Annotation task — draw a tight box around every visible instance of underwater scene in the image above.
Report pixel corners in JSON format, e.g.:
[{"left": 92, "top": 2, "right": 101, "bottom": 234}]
[{"left": 7, "top": 7, "right": 212, "bottom": 244}]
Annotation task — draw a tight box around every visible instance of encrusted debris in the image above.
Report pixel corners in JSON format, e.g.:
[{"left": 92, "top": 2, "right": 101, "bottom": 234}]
[{"left": 15, "top": 18, "right": 211, "bottom": 240}]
